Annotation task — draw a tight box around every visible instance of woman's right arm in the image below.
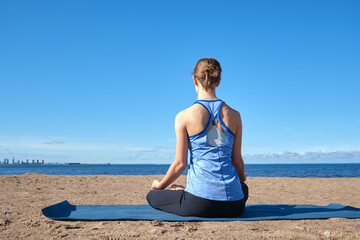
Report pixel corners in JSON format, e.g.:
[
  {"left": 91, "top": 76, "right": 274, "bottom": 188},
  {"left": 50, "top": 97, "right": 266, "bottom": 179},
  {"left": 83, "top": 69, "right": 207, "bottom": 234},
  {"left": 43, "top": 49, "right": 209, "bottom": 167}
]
[
  {"left": 231, "top": 111, "right": 246, "bottom": 183},
  {"left": 151, "top": 111, "right": 188, "bottom": 189}
]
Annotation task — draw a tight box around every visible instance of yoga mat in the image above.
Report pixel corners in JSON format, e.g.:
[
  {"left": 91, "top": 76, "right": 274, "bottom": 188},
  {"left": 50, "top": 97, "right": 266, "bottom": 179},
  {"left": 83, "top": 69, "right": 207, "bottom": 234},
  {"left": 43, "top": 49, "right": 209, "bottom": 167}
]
[{"left": 42, "top": 200, "right": 360, "bottom": 221}]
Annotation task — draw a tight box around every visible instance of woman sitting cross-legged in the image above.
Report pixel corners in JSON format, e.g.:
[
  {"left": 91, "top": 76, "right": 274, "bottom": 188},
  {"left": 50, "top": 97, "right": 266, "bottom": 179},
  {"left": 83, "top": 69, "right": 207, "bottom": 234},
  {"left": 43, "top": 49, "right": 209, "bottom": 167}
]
[{"left": 146, "top": 58, "right": 248, "bottom": 218}]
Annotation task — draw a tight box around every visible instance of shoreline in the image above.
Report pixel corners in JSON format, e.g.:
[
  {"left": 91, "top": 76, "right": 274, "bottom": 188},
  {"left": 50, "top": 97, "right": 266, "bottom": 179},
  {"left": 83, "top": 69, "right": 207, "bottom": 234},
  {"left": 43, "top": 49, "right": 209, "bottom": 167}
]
[
  {"left": 1, "top": 174, "right": 359, "bottom": 239},
  {"left": 1, "top": 163, "right": 360, "bottom": 178}
]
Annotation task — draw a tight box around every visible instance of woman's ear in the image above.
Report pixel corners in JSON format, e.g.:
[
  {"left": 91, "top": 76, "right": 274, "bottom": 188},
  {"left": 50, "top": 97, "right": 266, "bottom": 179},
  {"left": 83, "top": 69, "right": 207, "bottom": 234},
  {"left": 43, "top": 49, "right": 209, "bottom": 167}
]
[
  {"left": 215, "top": 79, "right": 221, "bottom": 87},
  {"left": 193, "top": 75, "right": 199, "bottom": 95},
  {"left": 193, "top": 75, "right": 199, "bottom": 86}
]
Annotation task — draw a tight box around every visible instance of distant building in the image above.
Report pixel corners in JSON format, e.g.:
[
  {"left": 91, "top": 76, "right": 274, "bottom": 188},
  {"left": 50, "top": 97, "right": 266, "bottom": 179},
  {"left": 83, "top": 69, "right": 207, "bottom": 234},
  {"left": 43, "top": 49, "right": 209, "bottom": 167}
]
[{"left": 0, "top": 158, "right": 47, "bottom": 165}]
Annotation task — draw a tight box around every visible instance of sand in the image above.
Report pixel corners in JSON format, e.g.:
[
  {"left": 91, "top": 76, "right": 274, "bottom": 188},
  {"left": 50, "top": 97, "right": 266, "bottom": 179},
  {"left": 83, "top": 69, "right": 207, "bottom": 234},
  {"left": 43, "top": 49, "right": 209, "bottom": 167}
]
[{"left": 0, "top": 174, "right": 359, "bottom": 240}]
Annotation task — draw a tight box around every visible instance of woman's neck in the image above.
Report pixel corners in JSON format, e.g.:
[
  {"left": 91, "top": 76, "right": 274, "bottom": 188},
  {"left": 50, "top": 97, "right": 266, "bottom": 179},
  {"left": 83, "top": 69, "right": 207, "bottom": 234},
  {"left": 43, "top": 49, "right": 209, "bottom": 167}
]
[{"left": 197, "top": 88, "right": 218, "bottom": 100}]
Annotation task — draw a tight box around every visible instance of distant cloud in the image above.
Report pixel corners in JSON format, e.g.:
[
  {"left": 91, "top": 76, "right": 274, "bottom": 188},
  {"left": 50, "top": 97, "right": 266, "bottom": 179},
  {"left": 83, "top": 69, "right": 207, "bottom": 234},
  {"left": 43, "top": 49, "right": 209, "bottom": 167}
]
[
  {"left": 123, "top": 146, "right": 174, "bottom": 153},
  {"left": 123, "top": 147, "right": 157, "bottom": 152},
  {"left": 43, "top": 140, "right": 64, "bottom": 145},
  {"left": 282, "top": 127, "right": 292, "bottom": 133},
  {"left": 244, "top": 149, "right": 360, "bottom": 163}
]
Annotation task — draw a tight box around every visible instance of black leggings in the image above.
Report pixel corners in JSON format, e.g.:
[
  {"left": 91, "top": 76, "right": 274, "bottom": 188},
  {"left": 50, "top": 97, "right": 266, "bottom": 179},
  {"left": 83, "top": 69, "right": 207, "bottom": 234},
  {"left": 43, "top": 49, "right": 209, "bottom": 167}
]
[{"left": 146, "top": 183, "right": 248, "bottom": 218}]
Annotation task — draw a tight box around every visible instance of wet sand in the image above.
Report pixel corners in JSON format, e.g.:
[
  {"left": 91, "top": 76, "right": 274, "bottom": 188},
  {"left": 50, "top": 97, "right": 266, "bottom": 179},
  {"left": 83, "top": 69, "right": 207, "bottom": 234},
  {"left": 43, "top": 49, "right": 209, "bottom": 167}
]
[{"left": 0, "top": 174, "right": 359, "bottom": 239}]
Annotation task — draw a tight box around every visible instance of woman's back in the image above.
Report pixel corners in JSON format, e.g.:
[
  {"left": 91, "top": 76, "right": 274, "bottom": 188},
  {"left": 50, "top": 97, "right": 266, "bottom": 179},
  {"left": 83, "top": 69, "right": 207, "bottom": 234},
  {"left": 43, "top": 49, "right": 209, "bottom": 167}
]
[{"left": 182, "top": 99, "right": 244, "bottom": 201}]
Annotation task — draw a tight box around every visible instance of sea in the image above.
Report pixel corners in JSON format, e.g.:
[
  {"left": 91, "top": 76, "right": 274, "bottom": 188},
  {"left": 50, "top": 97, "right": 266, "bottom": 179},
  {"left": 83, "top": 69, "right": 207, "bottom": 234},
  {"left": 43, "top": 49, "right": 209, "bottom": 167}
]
[{"left": 0, "top": 163, "right": 359, "bottom": 177}]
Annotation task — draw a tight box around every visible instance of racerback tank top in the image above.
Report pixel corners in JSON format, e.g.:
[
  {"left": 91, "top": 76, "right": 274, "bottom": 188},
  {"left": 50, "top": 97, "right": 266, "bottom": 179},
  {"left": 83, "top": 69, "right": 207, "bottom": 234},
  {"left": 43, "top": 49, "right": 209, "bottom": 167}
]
[{"left": 184, "top": 99, "right": 244, "bottom": 201}]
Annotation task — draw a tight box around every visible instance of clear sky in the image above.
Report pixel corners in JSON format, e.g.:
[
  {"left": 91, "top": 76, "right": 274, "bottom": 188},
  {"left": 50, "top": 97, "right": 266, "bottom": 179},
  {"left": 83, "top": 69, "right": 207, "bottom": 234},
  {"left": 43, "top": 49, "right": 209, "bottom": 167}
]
[{"left": 1, "top": 0, "right": 359, "bottom": 164}]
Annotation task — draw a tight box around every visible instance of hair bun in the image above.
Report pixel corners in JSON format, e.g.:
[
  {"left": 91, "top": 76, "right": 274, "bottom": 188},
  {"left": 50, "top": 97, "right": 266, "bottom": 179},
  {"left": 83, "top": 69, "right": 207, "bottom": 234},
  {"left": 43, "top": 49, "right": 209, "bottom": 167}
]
[
  {"left": 193, "top": 58, "right": 222, "bottom": 91},
  {"left": 205, "top": 66, "right": 215, "bottom": 74},
  {"left": 205, "top": 65, "right": 219, "bottom": 80}
]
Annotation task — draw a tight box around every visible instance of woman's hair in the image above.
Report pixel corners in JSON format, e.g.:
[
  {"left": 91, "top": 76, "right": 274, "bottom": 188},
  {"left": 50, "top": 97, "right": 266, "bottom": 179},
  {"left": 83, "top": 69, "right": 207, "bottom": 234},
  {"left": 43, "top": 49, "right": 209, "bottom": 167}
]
[{"left": 193, "top": 58, "right": 222, "bottom": 91}]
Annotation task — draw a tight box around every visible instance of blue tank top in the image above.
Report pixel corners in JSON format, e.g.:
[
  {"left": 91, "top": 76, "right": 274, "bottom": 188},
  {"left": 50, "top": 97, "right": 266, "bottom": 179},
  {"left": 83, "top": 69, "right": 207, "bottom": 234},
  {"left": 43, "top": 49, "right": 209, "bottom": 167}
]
[{"left": 184, "top": 99, "right": 244, "bottom": 201}]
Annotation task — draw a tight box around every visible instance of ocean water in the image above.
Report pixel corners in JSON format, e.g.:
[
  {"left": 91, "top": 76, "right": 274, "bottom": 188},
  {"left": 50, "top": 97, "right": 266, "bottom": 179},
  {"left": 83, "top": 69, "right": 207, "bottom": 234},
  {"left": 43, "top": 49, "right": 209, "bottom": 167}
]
[{"left": 0, "top": 163, "right": 359, "bottom": 177}]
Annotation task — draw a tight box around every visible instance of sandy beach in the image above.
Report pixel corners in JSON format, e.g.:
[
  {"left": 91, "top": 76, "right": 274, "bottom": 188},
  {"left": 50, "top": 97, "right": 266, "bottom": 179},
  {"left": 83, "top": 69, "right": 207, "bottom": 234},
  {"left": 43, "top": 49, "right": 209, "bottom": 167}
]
[{"left": 0, "top": 174, "right": 359, "bottom": 239}]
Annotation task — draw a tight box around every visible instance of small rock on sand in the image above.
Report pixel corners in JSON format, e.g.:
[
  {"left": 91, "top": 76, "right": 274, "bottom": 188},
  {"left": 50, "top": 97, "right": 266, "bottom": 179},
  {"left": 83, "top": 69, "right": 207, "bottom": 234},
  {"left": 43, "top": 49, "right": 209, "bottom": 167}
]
[{"left": 0, "top": 219, "right": 11, "bottom": 226}]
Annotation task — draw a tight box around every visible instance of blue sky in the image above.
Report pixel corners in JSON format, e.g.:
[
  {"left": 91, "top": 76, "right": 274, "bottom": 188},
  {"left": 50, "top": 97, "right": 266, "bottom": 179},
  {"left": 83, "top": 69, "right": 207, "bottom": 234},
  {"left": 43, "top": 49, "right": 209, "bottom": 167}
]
[{"left": 0, "top": 0, "right": 359, "bottom": 164}]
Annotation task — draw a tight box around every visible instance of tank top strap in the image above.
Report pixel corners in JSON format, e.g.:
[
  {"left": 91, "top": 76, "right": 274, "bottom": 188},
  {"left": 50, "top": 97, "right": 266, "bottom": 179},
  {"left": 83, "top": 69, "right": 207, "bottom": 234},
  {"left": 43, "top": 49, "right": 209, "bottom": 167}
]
[
  {"left": 193, "top": 99, "right": 223, "bottom": 122},
  {"left": 213, "top": 101, "right": 224, "bottom": 119},
  {"left": 193, "top": 100, "right": 212, "bottom": 116}
]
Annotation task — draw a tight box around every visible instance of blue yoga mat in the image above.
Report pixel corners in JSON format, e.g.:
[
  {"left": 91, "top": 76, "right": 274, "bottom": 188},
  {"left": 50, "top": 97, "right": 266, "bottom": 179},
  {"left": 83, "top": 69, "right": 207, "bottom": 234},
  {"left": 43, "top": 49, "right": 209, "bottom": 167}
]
[{"left": 42, "top": 200, "right": 360, "bottom": 221}]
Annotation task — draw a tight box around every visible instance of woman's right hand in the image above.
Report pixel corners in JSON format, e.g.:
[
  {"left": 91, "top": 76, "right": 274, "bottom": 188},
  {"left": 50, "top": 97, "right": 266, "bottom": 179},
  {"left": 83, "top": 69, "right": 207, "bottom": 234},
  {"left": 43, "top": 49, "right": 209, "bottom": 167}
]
[{"left": 151, "top": 180, "right": 162, "bottom": 190}]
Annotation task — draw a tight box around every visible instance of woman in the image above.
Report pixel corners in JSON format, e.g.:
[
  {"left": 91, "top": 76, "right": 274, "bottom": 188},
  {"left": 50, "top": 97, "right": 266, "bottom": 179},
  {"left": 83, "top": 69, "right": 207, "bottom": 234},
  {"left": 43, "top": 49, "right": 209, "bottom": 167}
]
[{"left": 146, "top": 58, "right": 248, "bottom": 217}]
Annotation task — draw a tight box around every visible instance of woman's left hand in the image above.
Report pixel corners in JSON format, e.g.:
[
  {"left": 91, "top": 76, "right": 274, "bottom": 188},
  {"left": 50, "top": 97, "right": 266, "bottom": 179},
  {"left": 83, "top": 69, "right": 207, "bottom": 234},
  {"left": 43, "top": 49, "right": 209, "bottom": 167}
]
[{"left": 151, "top": 180, "right": 162, "bottom": 190}]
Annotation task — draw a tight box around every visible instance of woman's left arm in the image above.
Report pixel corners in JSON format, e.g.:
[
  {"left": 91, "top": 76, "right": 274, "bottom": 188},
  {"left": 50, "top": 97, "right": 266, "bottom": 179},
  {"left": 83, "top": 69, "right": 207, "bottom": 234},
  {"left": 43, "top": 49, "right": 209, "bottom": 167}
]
[{"left": 151, "top": 111, "right": 188, "bottom": 189}]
